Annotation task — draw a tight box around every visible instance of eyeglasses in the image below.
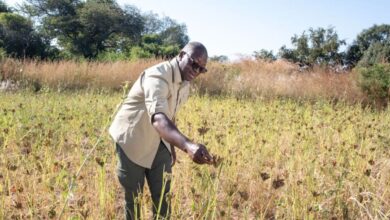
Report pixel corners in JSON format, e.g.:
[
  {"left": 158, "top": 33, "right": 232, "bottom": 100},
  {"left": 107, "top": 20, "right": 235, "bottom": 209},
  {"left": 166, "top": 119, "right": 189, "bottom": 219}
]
[{"left": 185, "top": 53, "right": 207, "bottom": 74}]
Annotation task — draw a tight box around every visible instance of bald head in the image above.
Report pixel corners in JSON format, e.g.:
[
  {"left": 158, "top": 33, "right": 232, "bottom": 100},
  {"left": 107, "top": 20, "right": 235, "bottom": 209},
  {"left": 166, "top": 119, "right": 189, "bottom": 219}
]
[{"left": 182, "top": 42, "right": 208, "bottom": 59}]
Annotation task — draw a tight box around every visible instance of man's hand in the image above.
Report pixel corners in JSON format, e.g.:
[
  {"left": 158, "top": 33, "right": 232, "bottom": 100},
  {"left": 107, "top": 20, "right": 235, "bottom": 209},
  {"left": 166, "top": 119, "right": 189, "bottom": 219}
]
[
  {"left": 185, "top": 142, "right": 213, "bottom": 165},
  {"left": 151, "top": 113, "right": 214, "bottom": 165}
]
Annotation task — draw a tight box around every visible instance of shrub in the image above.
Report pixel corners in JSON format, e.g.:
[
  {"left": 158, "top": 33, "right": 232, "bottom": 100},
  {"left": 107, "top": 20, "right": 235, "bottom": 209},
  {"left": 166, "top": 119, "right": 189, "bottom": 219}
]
[
  {"left": 357, "top": 63, "right": 390, "bottom": 107},
  {"left": 130, "top": 46, "right": 153, "bottom": 60},
  {"left": 96, "top": 50, "right": 129, "bottom": 62},
  {"left": 0, "top": 47, "right": 6, "bottom": 59}
]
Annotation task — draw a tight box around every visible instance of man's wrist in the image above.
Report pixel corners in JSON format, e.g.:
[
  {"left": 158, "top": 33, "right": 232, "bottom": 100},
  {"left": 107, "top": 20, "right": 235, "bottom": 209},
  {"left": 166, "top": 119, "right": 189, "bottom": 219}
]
[{"left": 182, "top": 139, "right": 193, "bottom": 153}]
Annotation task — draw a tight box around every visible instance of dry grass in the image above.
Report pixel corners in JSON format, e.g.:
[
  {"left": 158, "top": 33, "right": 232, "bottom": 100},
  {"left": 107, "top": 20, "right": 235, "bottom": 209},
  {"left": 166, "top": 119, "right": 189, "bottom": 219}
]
[
  {"left": 0, "top": 58, "right": 161, "bottom": 90},
  {"left": 1, "top": 58, "right": 364, "bottom": 102},
  {"left": 195, "top": 59, "right": 363, "bottom": 102}
]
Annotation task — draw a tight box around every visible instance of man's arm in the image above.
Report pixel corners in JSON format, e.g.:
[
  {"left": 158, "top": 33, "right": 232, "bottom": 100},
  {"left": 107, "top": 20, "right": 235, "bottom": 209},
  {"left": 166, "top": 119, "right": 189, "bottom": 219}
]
[{"left": 152, "top": 112, "right": 213, "bottom": 164}]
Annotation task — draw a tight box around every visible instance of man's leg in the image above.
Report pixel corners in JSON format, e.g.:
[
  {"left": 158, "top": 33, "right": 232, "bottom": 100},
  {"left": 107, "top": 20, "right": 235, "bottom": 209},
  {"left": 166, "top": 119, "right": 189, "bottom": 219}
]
[
  {"left": 116, "top": 143, "right": 145, "bottom": 220},
  {"left": 146, "top": 141, "right": 172, "bottom": 219}
]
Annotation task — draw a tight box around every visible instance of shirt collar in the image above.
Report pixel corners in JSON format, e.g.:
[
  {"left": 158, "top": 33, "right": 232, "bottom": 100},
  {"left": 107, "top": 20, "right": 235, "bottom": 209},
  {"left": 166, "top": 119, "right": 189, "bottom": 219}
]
[{"left": 169, "top": 57, "right": 183, "bottom": 84}]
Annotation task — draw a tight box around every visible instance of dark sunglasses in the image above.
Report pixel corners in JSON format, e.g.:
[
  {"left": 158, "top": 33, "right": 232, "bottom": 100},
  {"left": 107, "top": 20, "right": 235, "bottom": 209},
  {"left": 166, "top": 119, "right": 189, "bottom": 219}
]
[{"left": 185, "top": 53, "right": 207, "bottom": 74}]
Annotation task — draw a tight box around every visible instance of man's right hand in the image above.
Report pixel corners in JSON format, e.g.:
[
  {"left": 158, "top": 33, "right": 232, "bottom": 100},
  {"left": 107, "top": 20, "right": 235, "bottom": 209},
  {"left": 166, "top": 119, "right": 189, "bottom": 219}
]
[
  {"left": 151, "top": 113, "right": 214, "bottom": 165},
  {"left": 185, "top": 142, "right": 213, "bottom": 165}
]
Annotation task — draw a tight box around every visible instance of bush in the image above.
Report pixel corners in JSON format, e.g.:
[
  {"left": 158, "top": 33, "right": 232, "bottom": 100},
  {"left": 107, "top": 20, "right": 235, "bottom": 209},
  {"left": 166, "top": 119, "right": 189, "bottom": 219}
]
[
  {"left": 130, "top": 46, "right": 153, "bottom": 60},
  {"left": 96, "top": 50, "right": 129, "bottom": 62},
  {"left": 0, "top": 47, "right": 6, "bottom": 59},
  {"left": 357, "top": 63, "right": 390, "bottom": 107},
  {"left": 357, "top": 41, "right": 390, "bottom": 67}
]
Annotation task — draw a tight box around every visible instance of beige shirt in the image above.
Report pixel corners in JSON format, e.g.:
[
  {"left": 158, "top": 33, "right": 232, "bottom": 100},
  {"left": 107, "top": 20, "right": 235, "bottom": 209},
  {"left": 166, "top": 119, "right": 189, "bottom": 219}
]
[{"left": 109, "top": 58, "right": 190, "bottom": 168}]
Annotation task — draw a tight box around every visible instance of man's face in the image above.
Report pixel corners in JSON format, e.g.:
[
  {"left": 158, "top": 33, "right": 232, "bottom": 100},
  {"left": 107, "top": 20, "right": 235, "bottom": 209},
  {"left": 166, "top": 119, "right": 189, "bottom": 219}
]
[{"left": 178, "top": 50, "right": 208, "bottom": 82}]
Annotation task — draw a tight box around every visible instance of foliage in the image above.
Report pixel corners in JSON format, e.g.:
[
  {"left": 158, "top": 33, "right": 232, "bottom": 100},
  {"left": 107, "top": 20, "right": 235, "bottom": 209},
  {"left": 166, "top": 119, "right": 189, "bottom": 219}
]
[
  {"left": 357, "top": 63, "right": 390, "bottom": 107},
  {"left": 253, "top": 49, "right": 276, "bottom": 62},
  {"left": 358, "top": 40, "right": 390, "bottom": 67},
  {"left": 279, "top": 27, "right": 346, "bottom": 66},
  {"left": 0, "top": 0, "right": 11, "bottom": 13},
  {"left": 0, "top": 47, "right": 6, "bottom": 59},
  {"left": 142, "top": 13, "right": 189, "bottom": 49},
  {"left": 209, "top": 55, "right": 229, "bottom": 63},
  {"left": 346, "top": 24, "right": 390, "bottom": 67},
  {"left": 139, "top": 13, "right": 188, "bottom": 59},
  {"left": 129, "top": 46, "right": 153, "bottom": 60},
  {"left": 18, "top": 0, "right": 188, "bottom": 60},
  {"left": 159, "top": 44, "right": 180, "bottom": 59},
  {"left": 159, "top": 21, "right": 188, "bottom": 49},
  {"left": 22, "top": 0, "right": 144, "bottom": 59},
  {"left": 132, "top": 34, "right": 181, "bottom": 59},
  {"left": 95, "top": 50, "right": 129, "bottom": 62},
  {"left": 0, "top": 12, "right": 51, "bottom": 58}
]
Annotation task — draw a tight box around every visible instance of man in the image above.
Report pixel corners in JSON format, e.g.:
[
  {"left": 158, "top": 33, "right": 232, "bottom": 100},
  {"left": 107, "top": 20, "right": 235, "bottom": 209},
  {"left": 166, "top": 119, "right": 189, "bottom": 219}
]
[{"left": 109, "top": 42, "right": 213, "bottom": 219}]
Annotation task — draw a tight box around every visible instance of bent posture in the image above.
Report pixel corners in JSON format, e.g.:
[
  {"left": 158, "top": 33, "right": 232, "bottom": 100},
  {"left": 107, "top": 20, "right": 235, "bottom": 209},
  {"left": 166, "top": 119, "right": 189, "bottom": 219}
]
[{"left": 109, "top": 42, "right": 213, "bottom": 219}]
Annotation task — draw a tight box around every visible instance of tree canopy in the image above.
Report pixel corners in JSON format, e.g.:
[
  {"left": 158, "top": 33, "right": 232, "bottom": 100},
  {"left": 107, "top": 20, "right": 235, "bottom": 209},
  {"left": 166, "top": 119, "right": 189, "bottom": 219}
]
[
  {"left": 2, "top": 0, "right": 389, "bottom": 65},
  {"left": 14, "top": 0, "right": 189, "bottom": 59},
  {"left": 22, "top": 0, "right": 144, "bottom": 58},
  {"left": 253, "top": 49, "right": 276, "bottom": 62},
  {"left": 278, "top": 27, "right": 346, "bottom": 66},
  {"left": 0, "top": 12, "right": 51, "bottom": 58},
  {"left": 346, "top": 24, "right": 390, "bottom": 67},
  {"left": 0, "top": 0, "right": 11, "bottom": 13}
]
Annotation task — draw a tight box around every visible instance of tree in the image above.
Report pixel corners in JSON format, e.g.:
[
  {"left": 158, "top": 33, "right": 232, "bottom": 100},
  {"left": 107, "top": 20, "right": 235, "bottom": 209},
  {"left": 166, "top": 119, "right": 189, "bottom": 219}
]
[
  {"left": 22, "top": 0, "right": 144, "bottom": 58},
  {"left": 346, "top": 24, "right": 390, "bottom": 67},
  {"left": 130, "top": 33, "right": 181, "bottom": 59},
  {"left": 142, "top": 13, "right": 189, "bottom": 49},
  {"left": 357, "top": 63, "right": 390, "bottom": 108},
  {"left": 358, "top": 40, "right": 390, "bottom": 66},
  {"left": 21, "top": 0, "right": 189, "bottom": 60},
  {"left": 0, "top": 0, "right": 11, "bottom": 13},
  {"left": 158, "top": 17, "right": 189, "bottom": 48},
  {"left": 253, "top": 49, "right": 276, "bottom": 62},
  {"left": 142, "top": 11, "right": 164, "bottom": 34},
  {"left": 279, "top": 27, "right": 346, "bottom": 66},
  {"left": 143, "top": 13, "right": 189, "bottom": 47},
  {"left": 210, "top": 55, "right": 229, "bottom": 63},
  {"left": 120, "top": 13, "right": 189, "bottom": 60},
  {"left": 0, "top": 12, "right": 50, "bottom": 58}
]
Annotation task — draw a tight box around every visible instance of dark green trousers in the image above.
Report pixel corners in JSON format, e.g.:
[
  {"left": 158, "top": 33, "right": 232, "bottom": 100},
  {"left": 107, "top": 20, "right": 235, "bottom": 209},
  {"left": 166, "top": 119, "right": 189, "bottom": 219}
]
[{"left": 116, "top": 142, "right": 172, "bottom": 220}]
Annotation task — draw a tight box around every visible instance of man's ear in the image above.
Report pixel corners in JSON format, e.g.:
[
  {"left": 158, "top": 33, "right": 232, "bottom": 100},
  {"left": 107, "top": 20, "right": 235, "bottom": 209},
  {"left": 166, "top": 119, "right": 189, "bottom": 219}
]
[{"left": 178, "top": 51, "right": 185, "bottom": 61}]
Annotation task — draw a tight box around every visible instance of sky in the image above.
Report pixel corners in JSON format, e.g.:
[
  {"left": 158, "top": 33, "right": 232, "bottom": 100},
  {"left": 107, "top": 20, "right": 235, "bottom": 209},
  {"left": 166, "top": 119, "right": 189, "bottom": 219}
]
[{"left": 4, "top": 0, "right": 390, "bottom": 59}]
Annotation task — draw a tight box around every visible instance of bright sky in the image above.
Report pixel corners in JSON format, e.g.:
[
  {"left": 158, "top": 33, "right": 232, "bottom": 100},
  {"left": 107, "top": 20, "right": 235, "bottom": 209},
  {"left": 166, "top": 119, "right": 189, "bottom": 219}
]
[{"left": 5, "top": 0, "right": 390, "bottom": 59}]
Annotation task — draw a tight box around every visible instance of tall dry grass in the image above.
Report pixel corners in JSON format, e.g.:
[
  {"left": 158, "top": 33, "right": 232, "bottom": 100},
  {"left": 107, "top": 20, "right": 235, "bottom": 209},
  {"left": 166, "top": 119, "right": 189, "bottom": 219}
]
[
  {"left": 0, "top": 58, "right": 161, "bottom": 91},
  {"left": 1, "top": 58, "right": 364, "bottom": 102},
  {"left": 195, "top": 59, "right": 364, "bottom": 102}
]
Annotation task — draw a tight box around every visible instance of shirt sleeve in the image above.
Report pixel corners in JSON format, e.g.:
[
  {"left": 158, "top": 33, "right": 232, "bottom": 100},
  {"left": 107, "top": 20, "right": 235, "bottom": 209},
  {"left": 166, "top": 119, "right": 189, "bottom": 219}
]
[{"left": 143, "top": 73, "right": 171, "bottom": 122}]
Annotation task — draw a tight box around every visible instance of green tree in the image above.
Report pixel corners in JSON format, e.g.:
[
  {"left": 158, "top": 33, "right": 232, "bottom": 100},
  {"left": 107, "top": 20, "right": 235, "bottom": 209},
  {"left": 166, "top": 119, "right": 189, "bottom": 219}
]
[
  {"left": 129, "top": 46, "right": 152, "bottom": 60},
  {"left": 21, "top": 0, "right": 189, "bottom": 60},
  {"left": 143, "top": 13, "right": 189, "bottom": 48},
  {"left": 279, "top": 27, "right": 346, "bottom": 66},
  {"left": 357, "top": 63, "right": 390, "bottom": 108},
  {"left": 160, "top": 44, "right": 180, "bottom": 59},
  {"left": 358, "top": 40, "right": 390, "bottom": 66},
  {"left": 346, "top": 24, "right": 390, "bottom": 67},
  {"left": 132, "top": 34, "right": 180, "bottom": 59},
  {"left": 0, "top": 12, "right": 50, "bottom": 58},
  {"left": 159, "top": 17, "right": 189, "bottom": 48},
  {"left": 253, "top": 49, "right": 276, "bottom": 62},
  {"left": 23, "top": 0, "right": 144, "bottom": 58},
  {"left": 210, "top": 55, "right": 229, "bottom": 63},
  {"left": 142, "top": 12, "right": 189, "bottom": 57},
  {"left": 0, "top": 0, "right": 11, "bottom": 13}
]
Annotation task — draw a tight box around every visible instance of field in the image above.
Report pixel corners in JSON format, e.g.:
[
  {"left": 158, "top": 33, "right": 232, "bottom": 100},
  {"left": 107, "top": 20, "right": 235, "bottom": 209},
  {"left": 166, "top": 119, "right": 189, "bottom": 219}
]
[{"left": 1, "top": 91, "right": 389, "bottom": 219}]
